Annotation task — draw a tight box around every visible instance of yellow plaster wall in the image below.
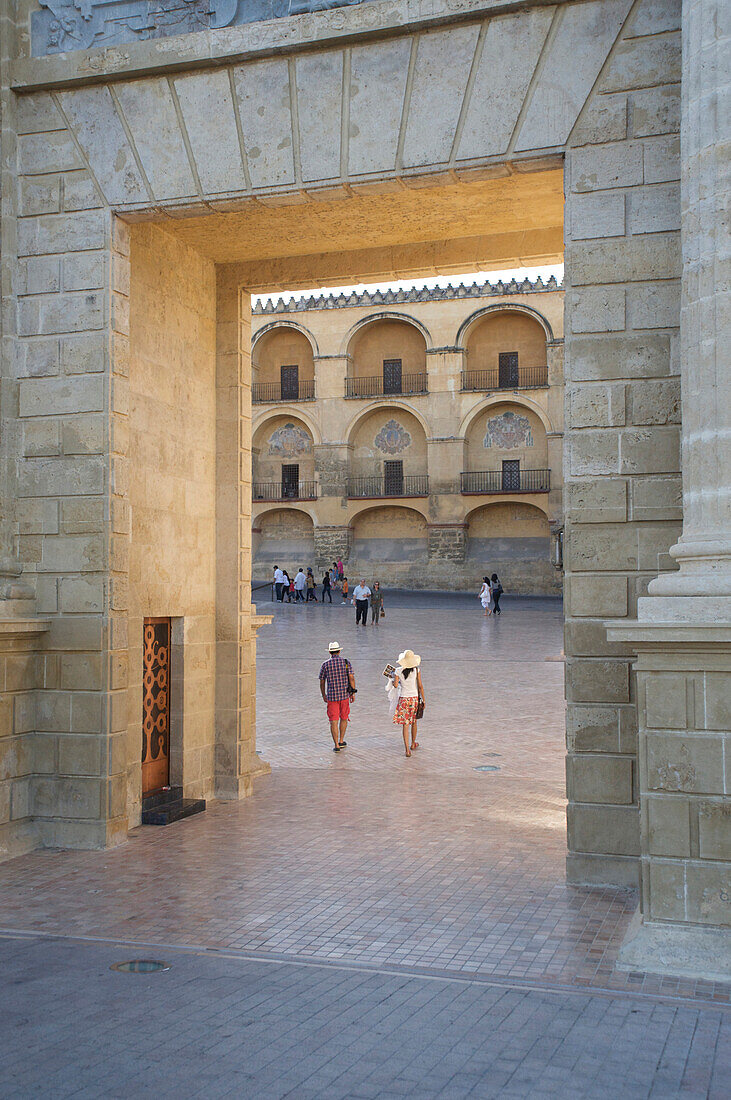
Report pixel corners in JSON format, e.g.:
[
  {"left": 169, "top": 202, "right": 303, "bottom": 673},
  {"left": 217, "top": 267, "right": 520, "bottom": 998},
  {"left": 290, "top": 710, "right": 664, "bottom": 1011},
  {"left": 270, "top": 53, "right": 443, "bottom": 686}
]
[
  {"left": 253, "top": 414, "right": 316, "bottom": 483},
  {"left": 350, "top": 407, "right": 427, "bottom": 479},
  {"left": 468, "top": 502, "right": 550, "bottom": 539},
  {"left": 128, "top": 223, "right": 217, "bottom": 815},
  {"left": 349, "top": 319, "right": 426, "bottom": 378},
  {"left": 253, "top": 328, "right": 315, "bottom": 385},
  {"left": 466, "top": 313, "right": 547, "bottom": 368}
]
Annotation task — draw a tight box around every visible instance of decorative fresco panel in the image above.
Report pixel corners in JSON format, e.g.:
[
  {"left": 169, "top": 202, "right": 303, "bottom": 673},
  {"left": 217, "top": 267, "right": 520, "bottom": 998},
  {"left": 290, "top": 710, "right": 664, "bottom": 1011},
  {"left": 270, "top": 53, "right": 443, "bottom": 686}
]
[
  {"left": 268, "top": 422, "right": 312, "bottom": 458},
  {"left": 483, "top": 411, "right": 534, "bottom": 449},
  {"left": 374, "top": 419, "right": 412, "bottom": 454}
]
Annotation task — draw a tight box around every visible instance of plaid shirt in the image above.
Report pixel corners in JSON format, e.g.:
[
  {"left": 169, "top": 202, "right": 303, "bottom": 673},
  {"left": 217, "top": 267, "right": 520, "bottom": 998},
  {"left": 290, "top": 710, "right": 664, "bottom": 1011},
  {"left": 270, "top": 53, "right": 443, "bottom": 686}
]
[{"left": 319, "top": 655, "right": 353, "bottom": 701}]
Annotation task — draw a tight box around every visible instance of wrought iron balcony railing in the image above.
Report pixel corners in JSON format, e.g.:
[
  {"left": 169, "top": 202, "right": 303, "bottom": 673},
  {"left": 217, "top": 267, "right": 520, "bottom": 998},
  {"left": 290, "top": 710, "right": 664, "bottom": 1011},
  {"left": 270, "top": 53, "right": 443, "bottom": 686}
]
[
  {"left": 460, "top": 469, "right": 551, "bottom": 494},
  {"left": 345, "top": 373, "right": 428, "bottom": 398},
  {"left": 253, "top": 481, "right": 318, "bottom": 502},
  {"left": 252, "top": 379, "right": 315, "bottom": 403},
  {"left": 461, "top": 365, "right": 548, "bottom": 391},
  {"left": 347, "top": 475, "right": 429, "bottom": 499}
]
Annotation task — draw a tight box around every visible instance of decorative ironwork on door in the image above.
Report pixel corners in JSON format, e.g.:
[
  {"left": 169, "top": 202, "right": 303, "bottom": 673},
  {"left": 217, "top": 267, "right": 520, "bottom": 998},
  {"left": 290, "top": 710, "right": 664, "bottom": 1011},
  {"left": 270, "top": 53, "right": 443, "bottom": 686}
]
[
  {"left": 502, "top": 459, "right": 520, "bottom": 491},
  {"left": 498, "top": 352, "right": 519, "bottom": 388},
  {"left": 142, "top": 617, "right": 171, "bottom": 796},
  {"left": 384, "top": 460, "right": 404, "bottom": 496},
  {"left": 280, "top": 364, "right": 299, "bottom": 400},
  {"left": 383, "top": 359, "right": 403, "bottom": 394},
  {"left": 281, "top": 463, "right": 300, "bottom": 498}
]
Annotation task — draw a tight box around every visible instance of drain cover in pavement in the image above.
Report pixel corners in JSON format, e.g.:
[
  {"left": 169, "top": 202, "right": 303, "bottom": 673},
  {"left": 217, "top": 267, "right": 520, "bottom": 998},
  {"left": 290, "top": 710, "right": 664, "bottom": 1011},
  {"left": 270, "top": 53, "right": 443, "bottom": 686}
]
[
  {"left": 111, "top": 960, "right": 171, "bottom": 973},
  {"left": 474, "top": 765, "right": 501, "bottom": 772}
]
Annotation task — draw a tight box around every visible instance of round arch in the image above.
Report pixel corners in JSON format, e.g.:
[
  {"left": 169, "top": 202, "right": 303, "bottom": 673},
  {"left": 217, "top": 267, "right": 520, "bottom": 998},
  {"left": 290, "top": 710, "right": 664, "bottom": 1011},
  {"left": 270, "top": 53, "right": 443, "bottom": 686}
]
[
  {"left": 340, "top": 311, "right": 433, "bottom": 357},
  {"left": 455, "top": 303, "right": 554, "bottom": 348},
  {"left": 346, "top": 499, "right": 431, "bottom": 525},
  {"left": 464, "top": 498, "right": 551, "bottom": 524},
  {"left": 251, "top": 319, "right": 320, "bottom": 361},
  {"left": 252, "top": 406, "right": 322, "bottom": 446},
  {"left": 252, "top": 502, "right": 319, "bottom": 526},
  {"left": 343, "top": 400, "right": 430, "bottom": 446},
  {"left": 458, "top": 393, "right": 554, "bottom": 439}
]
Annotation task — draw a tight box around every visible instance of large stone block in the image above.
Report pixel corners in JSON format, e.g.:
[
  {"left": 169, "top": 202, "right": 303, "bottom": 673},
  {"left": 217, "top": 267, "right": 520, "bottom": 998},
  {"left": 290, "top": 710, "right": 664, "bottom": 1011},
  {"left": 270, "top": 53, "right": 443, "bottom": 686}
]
[
  {"left": 568, "top": 383, "right": 625, "bottom": 427},
  {"left": 632, "top": 84, "right": 681, "bottom": 138},
  {"left": 571, "top": 93, "right": 627, "bottom": 147},
  {"left": 567, "top": 705, "right": 621, "bottom": 753},
  {"left": 570, "top": 287, "right": 626, "bottom": 333},
  {"left": 571, "top": 141, "right": 643, "bottom": 192},
  {"left": 645, "top": 672, "right": 687, "bottom": 729},
  {"left": 567, "top": 754, "right": 633, "bottom": 804},
  {"left": 601, "top": 31, "right": 681, "bottom": 92},
  {"left": 58, "top": 734, "right": 104, "bottom": 776},
  {"left": 703, "top": 673, "right": 731, "bottom": 731},
  {"left": 565, "top": 479, "right": 627, "bottom": 523},
  {"left": 627, "top": 281, "right": 680, "bottom": 329},
  {"left": 568, "top": 334, "right": 671, "bottom": 380},
  {"left": 629, "top": 475, "right": 682, "bottom": 521},
  {"left": 569, "top": 573, "right": 627, "bottom": 617},
  {"left": 567, "top": 523, "right": 638, "bottom": 571},
  {"left": 646, "top": 795, "right": 690, "bottom": 858},
  {"left": 565, "top": 657, "right": 630, "bottom": 703},
  {"left": 403, "top": 25, "right": 480, "bottom": 169},
  {"left": 569, "top": 191, "right": 625, "bottom": 241},
  {"left": 685, "top": 862, "right": 731, "bottom": 926},
  {"left": 629, "top": 183, "right": 681, "bottom": 235},
  {"left": 568, "top": 235, "right": 681, "bottom": 286},
  {"left": 19, "top": 376, "right": 104, "bottom": 417},
  {"left": 18, "top": 131, "right": 83, "bottom": 175},
  {"left": 18, "top": 457, "right": 104, "bottom": 498},
  {"left": 567, "top": 802, "right": 640, "bottom": 856},
  {"left": 567, "top": 430, "right": 619, "bottom": 476},
  {"left": 17, "top": 210, "right": 108, "bottom": 257},
  {"left": 32, "top": 775, "right": 102, "bottom": 819},
  {"left": 646, "top": 733, "right": 725, "bottom": 795}
]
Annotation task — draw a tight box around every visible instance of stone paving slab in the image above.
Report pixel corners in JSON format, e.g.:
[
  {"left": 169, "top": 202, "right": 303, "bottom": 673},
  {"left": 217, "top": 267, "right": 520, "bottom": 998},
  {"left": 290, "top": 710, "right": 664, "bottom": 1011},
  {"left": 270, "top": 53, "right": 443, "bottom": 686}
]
[
  {"left": 0, "top": 596, "right": 728, "bottom": 1006},
  {"left": 0, "top": 933, "right": 728, "bottom": 1100}
]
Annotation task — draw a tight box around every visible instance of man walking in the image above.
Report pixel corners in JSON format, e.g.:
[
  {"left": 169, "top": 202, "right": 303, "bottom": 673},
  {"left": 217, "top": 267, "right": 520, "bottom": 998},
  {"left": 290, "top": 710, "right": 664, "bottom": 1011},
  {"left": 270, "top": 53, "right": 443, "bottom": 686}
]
[
  {"left": 319, "top": 641, "right": 355, "bottom": 752},
  {"left": 273, "top": 565, "right": 286, "bottom": 602},
  {"left": 353, "top": 579, "right": 371, "bottom": 626},
  {"left": 294, "top": 567, "right": 307, "bottom": 602}
]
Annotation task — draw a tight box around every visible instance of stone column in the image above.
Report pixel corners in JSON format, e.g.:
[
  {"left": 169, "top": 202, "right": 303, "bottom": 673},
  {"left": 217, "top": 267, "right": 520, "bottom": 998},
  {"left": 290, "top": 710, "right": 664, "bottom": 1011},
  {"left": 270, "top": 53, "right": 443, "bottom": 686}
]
[{"left": 609, "top": 2, "right": 731, "bottom": 975}]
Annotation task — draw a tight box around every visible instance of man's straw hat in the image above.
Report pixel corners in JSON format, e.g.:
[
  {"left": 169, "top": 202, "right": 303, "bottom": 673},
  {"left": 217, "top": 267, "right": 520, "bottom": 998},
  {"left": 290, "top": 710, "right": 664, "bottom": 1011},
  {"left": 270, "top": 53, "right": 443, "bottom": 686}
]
[
  {"left": 328, "top": 641, "right": 341, "bottom": 652},
  {"left": 398, "top": 649, "right": 421, "bottom": 669}
]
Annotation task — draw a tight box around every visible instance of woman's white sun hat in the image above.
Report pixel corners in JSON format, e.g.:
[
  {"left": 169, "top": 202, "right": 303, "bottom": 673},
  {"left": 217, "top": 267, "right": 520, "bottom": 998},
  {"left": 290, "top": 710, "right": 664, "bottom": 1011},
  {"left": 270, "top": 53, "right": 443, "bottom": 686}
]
[{"left": 398, "top": 649, "right": 421, "bottom": 668}]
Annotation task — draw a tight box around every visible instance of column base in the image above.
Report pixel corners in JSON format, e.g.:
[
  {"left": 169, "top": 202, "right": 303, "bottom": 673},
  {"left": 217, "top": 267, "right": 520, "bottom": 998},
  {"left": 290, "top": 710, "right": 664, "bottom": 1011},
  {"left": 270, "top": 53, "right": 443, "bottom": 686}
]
[{"left": 618, "top": 907, "right": 731, "bottom": 983}]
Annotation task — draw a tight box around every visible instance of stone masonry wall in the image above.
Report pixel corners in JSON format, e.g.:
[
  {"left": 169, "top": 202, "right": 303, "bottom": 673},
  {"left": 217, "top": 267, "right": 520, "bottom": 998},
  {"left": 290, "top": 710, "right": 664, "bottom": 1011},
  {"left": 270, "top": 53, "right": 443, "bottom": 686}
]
[
  {"left": 564, "top": 0, "right": 683, "bottom": 886},
  {"left": 127, "top": 223, "right": 217, "bottom": 821}
]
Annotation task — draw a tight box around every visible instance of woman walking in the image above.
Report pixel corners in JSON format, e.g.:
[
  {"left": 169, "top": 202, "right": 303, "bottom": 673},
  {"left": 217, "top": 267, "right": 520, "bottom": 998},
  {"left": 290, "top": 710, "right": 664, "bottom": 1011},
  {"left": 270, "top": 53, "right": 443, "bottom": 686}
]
[
  {"left": 479, "top": 576, "right": 491, "bottom": 616},
  {"left": 391, "top": 649, "right": 424, "bottom": 757},
  {"left": 370, "top": 581, "right": 384, "bottom": 625},
  {"left": 491, "top": 572, "right": 503, "bottom": 615},
  {"left": 306, "top": 568, "right": 317, "bottom": 602},
  {"left": 283, "top": 570, "right": 293, "bottom": 602},
  {"left": 322, "top": 570, "right": 333, "bottom": 603}
]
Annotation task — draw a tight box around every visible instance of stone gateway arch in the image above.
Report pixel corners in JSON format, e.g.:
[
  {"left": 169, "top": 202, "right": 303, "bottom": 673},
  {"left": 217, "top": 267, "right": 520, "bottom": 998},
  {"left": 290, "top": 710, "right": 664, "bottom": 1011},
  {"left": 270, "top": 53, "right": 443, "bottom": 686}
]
[{"left": 0, "top": 0, "right": 728, "bottom": 973}]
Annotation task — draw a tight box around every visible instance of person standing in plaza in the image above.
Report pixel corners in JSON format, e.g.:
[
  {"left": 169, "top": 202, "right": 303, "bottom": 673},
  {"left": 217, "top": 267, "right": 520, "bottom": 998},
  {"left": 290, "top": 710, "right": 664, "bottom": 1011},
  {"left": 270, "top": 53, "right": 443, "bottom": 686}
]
[
  {"left": 341, "top": 576, "right": 349, "bottom": 604},
  {"left": 282, "top": 569, "right": 293, "bottom": 602},
  {"left": 491, "top": 572, "right": 503, "bottom": 615},
  {"left": 319, "top": 641, "right": 355, "bottom": 752},
  {"left": 337, "top": 558, "right": 344, "bottom": 580},
  {"left": 391, "top": 649, "right": 424, "bottom": 757},
  {"left": 273, "top": 565, "right": 286, "bottom": 602},
  {"left": 370, "top": 581, "right": 384, "bottom": 625},
  {"left": 353, "top": 579, "right": 371, "bottom": 625},
  {"left": 306, "top": 568, "right": 317, "bottom": 602},
  {"left": 479, "top": 576, "right": 491, "bottom": 616},
  {"left": 294, "top": 567, "right": 307, "bottom": 601},
  {"left": 321, "top": 569, "right": 332, "bottom": 603}
]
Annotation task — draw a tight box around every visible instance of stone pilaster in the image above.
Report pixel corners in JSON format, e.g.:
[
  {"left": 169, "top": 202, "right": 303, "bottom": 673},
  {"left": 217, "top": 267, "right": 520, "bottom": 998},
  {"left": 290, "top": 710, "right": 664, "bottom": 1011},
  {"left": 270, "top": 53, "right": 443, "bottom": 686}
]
[
  {"left": 608, "top": 0, "right": 731, "bottom": 973},
  {"left": 314, "top": 525, "right": 351, "bottom": 572},
  {"left": 427, "top": 524, "right": 467, "bottom": 563},
  {"left": 314, "top": 443, "right": 349, "bottom": 499}
]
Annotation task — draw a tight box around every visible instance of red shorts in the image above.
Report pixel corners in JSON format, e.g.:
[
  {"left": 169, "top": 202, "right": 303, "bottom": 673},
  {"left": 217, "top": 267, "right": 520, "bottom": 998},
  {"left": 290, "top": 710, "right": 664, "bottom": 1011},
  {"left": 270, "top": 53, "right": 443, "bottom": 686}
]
[{"left": 327, "top": 698, "right": 350, "bottom": 721}]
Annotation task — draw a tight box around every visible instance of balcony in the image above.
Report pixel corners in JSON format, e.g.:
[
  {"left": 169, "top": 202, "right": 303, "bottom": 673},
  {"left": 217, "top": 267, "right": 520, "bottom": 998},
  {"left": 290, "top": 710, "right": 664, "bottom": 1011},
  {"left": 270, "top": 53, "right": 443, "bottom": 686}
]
[
  {"left": 461, "top": 469, "right": 551, "bottom": 494},
  {"left": 461, "top": 366, "right": 548, "bottom": 391},
  {"left": 347, "top": 475, "right": 429, "bottom": 499},
  {"left": 253, "top": 481, "right": 318, "bottom": 502},
  {"left": 345, "top": 373, "right": 428, "bottom": 399},
  {"left": 252, "top": 380, "right": 315, "bottom": 404}
]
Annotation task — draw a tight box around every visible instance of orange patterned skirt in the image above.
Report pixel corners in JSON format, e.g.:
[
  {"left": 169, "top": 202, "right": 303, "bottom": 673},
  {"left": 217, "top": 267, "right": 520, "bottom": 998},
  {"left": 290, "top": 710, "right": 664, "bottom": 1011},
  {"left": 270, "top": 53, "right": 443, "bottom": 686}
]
[{"left": 393, "top": 696, "right": 419, "bottom": 725}]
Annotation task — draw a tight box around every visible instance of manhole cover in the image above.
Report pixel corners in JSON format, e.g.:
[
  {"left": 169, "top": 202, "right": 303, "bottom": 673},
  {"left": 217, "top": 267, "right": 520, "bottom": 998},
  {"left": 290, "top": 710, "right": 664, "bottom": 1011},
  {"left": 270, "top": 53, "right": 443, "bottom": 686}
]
[
  {"left": 110, "top": 959, "right": 170, "bottom": 973},
  {"left": 474, "top": 765, "right": 501, "bottom": 773}
]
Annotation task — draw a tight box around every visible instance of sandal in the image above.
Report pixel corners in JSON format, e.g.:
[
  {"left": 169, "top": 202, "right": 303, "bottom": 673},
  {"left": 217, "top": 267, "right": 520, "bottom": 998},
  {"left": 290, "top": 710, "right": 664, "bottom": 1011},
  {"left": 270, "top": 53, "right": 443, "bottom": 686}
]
[
  {"left": 411, "top": 742, "right": 419, "bottom": 750},
  {"left": 405, "top": 749, "right": 411, "bottom": 757}
]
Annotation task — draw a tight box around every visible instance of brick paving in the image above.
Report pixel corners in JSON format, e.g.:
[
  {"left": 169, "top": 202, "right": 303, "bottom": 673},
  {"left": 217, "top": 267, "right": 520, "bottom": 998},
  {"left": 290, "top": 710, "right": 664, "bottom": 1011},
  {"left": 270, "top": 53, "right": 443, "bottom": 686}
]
[
  {"left": 1, "top": 593, "right": 730, "bottom": 1095},
  {"left": 1, "top": 593, "right": 728, "bottom": 1006},
  {"left": 1, "top": 933, "right": 729, "bottom": 1099}
]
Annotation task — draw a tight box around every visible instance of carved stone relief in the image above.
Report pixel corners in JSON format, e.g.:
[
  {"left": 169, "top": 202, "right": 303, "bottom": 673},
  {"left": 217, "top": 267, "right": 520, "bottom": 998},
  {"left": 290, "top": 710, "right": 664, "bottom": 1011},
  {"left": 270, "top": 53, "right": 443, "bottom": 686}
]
[
  {"left": 32, "top": 0, "right": 369, "bottom": 55},
  {"left": 483, "top": 411, "right": 534, "bottom": 450}
]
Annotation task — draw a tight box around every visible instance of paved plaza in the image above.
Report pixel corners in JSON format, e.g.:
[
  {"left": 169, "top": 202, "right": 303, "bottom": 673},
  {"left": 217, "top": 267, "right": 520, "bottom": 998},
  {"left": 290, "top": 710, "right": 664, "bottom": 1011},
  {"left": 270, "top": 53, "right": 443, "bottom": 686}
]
[{"left": 1, "top": 593, "right": 729, "bottom": 1096}]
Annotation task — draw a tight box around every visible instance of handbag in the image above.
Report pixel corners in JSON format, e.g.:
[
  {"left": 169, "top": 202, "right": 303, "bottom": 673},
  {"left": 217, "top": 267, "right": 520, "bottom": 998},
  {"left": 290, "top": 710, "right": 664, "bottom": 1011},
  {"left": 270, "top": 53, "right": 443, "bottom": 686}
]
[
  {"left": 415, "top": 697, "right": 425, "bottom": 720},
  {"left": 380, "top": 606, "right": 385, "bottom": 618}
]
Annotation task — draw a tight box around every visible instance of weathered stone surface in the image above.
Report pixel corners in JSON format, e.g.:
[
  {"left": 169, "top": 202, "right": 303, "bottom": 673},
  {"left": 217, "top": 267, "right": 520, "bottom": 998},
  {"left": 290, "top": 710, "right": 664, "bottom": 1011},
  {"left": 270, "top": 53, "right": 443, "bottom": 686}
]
[
  {"left": 403, "top": 25, "right": 480, "bottom": 169},
  {"left": 348, "top": 38, "right": 411, "bottom": 176}
]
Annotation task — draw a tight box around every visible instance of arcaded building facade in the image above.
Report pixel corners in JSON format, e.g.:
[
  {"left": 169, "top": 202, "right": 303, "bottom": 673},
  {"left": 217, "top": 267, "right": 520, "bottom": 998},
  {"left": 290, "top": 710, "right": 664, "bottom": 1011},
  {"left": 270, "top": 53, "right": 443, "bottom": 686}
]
[{"left": 251, "top": 279, "right": 564, "bottom": 593}]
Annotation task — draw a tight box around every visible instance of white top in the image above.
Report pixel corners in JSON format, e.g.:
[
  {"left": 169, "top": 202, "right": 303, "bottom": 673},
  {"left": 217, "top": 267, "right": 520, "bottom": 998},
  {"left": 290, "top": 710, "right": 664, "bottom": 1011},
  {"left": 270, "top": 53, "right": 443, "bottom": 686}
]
[
  {"left": 353, "top": 585, "right": 371, "bottom": 600},
  {"left": 396, "top": 666, "right": 419, "bottom": 698},
  {"left": 274, "top": 568, "right": 285, "bottom": 584},
  {"left": 479, "top": 582, "right": 490, "bottom": 599},
  {"left": 294, "top": 571, "right": 306, "bottom": 589}
]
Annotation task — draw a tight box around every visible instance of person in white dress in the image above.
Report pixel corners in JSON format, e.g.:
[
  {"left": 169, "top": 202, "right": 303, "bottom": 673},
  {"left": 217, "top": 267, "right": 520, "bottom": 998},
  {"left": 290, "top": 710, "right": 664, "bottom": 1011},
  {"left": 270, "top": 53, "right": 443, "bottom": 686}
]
[{"left": 479, "top": 576, "right": 492, "bottom": 616}]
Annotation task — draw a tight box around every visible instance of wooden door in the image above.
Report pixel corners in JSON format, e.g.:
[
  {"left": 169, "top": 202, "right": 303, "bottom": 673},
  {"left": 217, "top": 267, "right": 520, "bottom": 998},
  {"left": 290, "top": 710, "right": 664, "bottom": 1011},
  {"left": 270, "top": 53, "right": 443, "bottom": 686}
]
[
  {"left": 281, "top": 463, "right": 300, "bottom": 498},
  {"left": 384, "top": 460, "right": 404, "bottom": 496},
  {"left": 280, "top": 364, "right": 299, "bottom": 400},
  {"left": 141, "top": 617, "right": 171, "bottom": 796},
  {"left": 498, "top": 351, "right": 519, "bottom": 388},
  {"left": 383, "top": 359, "right": 403, "bottom": 394},
  {"left": 502, "top": 459, "right": 520, "bottom": 491}
]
